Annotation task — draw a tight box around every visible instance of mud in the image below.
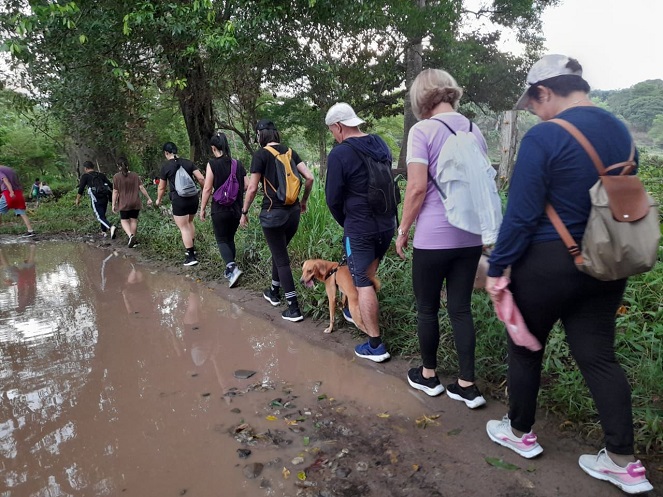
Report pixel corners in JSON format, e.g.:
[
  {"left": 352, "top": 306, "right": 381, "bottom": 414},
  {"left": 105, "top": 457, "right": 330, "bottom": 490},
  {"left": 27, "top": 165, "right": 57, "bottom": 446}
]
[{"left": 0, "top": 237, "right": 660, "bottom": 497}]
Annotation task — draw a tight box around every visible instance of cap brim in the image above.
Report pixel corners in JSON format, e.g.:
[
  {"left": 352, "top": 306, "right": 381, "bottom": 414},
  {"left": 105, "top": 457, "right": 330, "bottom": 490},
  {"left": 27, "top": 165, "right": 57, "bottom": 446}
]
[
  {"left": 514, "top": 88, "right": 530, "bottom": 110},
  {"left": 340, "top": 117, "right": 365, "bottom": 127}
]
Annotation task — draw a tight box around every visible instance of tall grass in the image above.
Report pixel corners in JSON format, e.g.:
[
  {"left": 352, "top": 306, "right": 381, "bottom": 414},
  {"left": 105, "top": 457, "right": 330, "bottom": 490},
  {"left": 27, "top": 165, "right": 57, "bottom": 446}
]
[{"left": 3, "top": 166, "right": 662, "bottom": 455}]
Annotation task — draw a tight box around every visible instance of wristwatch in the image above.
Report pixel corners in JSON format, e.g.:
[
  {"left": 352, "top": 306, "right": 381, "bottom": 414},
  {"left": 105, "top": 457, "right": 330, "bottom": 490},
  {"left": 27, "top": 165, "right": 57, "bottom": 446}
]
[
  {"left": 397, "top": 227, "right": 407, "bottom": 237},
  {"left": 241, "top": 209, "right": 248, "bottom": 215}
]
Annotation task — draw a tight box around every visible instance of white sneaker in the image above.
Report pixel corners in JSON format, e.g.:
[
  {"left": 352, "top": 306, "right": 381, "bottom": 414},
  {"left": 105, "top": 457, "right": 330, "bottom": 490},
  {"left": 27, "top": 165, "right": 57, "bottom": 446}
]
[
  {"left": 486, "top": 415, "right": 543, "bottom": 459},
  {"left": 579, "top": 449, "right": 653, "bottom": 494},
  {"left": 228, "top": 265, "right": 243, "bottom": 288},
  {"left": 110, "top": 225, "right": 117, "bottom": 239}
]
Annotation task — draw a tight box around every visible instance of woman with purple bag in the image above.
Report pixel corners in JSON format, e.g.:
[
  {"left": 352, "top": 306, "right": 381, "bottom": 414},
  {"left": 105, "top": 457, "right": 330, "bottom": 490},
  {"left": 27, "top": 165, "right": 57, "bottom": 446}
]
[{"left": 200, "top": 132, "right": 247, "bottom": 287}]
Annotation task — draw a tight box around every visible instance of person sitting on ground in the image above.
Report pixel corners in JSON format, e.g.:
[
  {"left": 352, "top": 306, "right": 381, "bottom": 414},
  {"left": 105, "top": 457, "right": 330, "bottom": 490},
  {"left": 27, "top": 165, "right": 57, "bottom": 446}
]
[
  {"left": 39, "top": 182, "right": 52, "bottom": 197},
  {"left": 0, "top": 165, "right": 36, "bottom": 237},
  {"left": 76, "top": 161, "right": 117, "bottom": 239},
  {"left": 324, "top": 102, "right": 395, "bottom": 363},
  {"left": 485, "top": 54, "right": 653, "bottom": 494},
  {"left": 395, "top": 68, "right": 487, "bottom": 408},
  {"left": 112, "top": 157, "right": 153, "bottom": 248},
  {"left": 199, "top": 132, "right": 247, "bottom": 288},
  {"left": 240, "top": 119, "right": 314, "bottom": 322},
  {"left": 155, "top": 142, "right": 205, "bottom": 266}
]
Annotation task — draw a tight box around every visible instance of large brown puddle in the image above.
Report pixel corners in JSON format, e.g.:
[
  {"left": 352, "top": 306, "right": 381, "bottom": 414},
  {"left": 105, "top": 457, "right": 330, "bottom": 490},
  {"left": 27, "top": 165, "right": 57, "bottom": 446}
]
[{"left": 0, "top": 241, "right": 425, "bottom": 497}]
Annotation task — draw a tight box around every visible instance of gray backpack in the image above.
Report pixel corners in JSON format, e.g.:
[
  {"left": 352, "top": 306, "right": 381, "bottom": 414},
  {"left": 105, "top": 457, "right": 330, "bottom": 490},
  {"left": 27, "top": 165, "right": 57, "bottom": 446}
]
[
  {"left": 174, "top": 160, "right": 198, "bottom": 197},
  {"left": 546, "top": 119, "right": 660, "bottom": 281}
]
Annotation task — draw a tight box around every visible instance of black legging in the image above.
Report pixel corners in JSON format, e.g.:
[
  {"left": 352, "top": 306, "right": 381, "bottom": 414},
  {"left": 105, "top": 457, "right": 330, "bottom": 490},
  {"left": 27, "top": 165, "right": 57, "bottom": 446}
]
[
  {"left": 412, "top": 245, "right": 482, "bottom": 382},
  {"left": 211, "top": 210, "right": 240, "bottom": 265},
  {"left": 261, "top": 208, "right": 300, "bottom": 298},
  {"left": 508, "top": 240, "right": 632, "bottom": 454}
]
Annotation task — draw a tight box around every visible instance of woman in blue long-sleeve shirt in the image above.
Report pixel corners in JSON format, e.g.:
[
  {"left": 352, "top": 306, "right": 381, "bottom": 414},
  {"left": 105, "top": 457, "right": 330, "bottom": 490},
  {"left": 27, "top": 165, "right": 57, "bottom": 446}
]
[{"left": 484, "top": 54, "right": 653, "bottom": 495}]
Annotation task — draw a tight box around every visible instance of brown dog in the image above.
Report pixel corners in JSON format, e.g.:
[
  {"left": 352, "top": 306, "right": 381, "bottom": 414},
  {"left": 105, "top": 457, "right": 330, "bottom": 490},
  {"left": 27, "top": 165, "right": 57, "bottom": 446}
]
[{"left": 300, "top": 259, "right": 381, "bottom": 334}]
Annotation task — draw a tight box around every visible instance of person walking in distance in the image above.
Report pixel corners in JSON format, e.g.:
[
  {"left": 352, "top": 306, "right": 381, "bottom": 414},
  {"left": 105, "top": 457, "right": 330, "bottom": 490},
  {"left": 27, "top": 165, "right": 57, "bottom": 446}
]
[
  {"left": 155, "top": 142, "right": 205, "bottom": 266},
  {"left": 240, "top": 119, "right": 314, "bottom": 321},
  {"left": 0, "top": 164, "right": 36, "bottom": 237},
  {"left": 325, "top": 102, "right": 396, "bottom": 362},
  {"left": 199, "top": 132, "right": 247, "bottom": 287},
  {"left": 112, "top": 157, "right": 153, "bottom": 248},
  {"left": 76, "top": 161, "right": 116, "bottom": 239}
]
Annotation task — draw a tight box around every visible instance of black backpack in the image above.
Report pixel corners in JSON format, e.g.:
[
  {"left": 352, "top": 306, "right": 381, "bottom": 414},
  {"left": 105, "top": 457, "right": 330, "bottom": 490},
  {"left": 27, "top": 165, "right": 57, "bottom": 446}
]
[
  {"left": 90, "top": 172, "right": 111, "bottom": 197},
  {"left": 343, "top": 140, "right": 399, "bottom": 218}
]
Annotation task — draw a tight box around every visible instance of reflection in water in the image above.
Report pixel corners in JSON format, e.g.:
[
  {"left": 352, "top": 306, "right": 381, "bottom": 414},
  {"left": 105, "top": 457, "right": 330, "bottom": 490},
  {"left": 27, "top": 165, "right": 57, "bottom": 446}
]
[{"left": 0, "top": 241, "right": 422, "bottom": 497}]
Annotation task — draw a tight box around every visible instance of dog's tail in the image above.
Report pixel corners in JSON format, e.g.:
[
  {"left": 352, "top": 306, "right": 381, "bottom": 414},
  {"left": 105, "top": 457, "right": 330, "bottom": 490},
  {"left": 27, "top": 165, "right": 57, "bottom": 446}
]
[{"left": 371, "top": 275, "right": 382, "bottom": 293}]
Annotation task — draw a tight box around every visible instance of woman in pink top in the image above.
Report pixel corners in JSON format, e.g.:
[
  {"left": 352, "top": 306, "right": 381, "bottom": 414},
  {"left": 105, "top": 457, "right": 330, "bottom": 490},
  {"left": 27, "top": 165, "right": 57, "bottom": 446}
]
[
  {"left": 112, "top": 157, "right": 153, "bottom": 248},
  {"left": 396, "top": 68, "right": 487, "bottom": 408}
]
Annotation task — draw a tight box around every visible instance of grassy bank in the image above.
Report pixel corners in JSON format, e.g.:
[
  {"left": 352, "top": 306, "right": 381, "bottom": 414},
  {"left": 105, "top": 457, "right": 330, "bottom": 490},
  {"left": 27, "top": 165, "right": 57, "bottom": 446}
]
[{"left": 2, "top": 172, "right": 662, "bottom": 455}]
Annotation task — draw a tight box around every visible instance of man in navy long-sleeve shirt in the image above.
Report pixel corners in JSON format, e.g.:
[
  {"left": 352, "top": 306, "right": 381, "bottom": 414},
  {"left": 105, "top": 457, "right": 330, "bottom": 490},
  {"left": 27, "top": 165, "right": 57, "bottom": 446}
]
[{"left": 324, "top": 102, "right": 396, "bottom": 363}]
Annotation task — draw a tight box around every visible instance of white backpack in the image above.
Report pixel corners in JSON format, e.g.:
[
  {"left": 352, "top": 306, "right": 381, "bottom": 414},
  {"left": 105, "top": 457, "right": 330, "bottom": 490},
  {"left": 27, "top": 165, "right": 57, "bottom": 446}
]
[
  {"left": 429, "top": 118, "right": 502, "bottom": 244},
  {"left": 174, "top": 159, "right": 199, "bottom": 197}
]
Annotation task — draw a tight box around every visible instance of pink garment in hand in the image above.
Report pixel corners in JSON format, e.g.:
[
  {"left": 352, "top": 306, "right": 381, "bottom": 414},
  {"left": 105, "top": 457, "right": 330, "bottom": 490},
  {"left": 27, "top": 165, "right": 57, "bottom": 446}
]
[{"left": 491, "top": 277, "right": 542, "bottom": 352}]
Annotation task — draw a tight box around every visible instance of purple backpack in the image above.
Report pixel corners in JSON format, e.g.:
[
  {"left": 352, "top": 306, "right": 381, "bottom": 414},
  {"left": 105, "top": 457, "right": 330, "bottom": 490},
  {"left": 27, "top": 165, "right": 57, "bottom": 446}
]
[{"left": 213, "top": 159, "right": 240, "bottom": 206}]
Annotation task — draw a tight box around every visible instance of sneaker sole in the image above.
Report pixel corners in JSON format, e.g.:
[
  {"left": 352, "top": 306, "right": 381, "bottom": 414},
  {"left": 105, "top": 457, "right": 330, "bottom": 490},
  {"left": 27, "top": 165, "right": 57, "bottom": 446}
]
[
  {"left": 446, "top": 390, "right": 487, "bottom": 409},
  {"left": 229, "top": 270, "right": 243, "bottom": 288},
  {"left": 355, "top": 350, "right": 391, "bottom": 363},
  {"left": 343, "top": 313, "right": 356, "bottom": 325},
  {"left": 263, "top": 294, "right": 280, "bottom": 307},
  {"left": 407, "top": 376, "right": 445, "bottom": 396},
  {"left": 578, "top": 459, "right": 654, "bottom": 494},
  {"left": 110, "top": 227, "right": 117, "bottom": 239},
  {"left": 282, "top": 314, "right": 304, "bottom": 322},
  {"left": 183, "top": 260, "right": 199, "bottom": 266},
  {"left": 486, "top": 424, "right": 543, "bottom": 459}
]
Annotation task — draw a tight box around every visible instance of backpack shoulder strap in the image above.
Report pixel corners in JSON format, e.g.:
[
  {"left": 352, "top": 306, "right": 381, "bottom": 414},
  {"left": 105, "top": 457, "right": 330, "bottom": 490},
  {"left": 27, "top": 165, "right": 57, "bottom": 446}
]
[
  {"left": 263, "top": 145, "right": 279, "bottom": 157},
  {"left": 430, "top": 117, "right": 457, "bottom": 135},
  {"left": 549, "top": 119, "right": 606, "bottom": 175}
]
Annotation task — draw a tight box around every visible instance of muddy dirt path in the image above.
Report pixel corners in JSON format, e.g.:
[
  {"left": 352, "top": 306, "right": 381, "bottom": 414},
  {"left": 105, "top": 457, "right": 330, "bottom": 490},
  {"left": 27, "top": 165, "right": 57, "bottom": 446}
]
[{"left": 0, "top": 238, "right": 660, "bottom": 497}]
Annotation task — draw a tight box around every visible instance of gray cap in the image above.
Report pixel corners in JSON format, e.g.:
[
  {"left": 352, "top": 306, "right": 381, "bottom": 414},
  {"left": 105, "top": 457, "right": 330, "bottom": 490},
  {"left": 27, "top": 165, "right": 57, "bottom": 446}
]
[
  {"left": 515, "top": 54, "right": 583, "bottom": 110},
  {"left": 325, "top": 102, "right": 365, "bottom": 127}
]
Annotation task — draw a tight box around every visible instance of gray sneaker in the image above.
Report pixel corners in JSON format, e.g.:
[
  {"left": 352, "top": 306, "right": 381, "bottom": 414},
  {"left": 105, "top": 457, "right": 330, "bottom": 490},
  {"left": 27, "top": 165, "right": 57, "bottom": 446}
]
[{"left": 228, "top": 265, "right": 243, "bottom": 288}]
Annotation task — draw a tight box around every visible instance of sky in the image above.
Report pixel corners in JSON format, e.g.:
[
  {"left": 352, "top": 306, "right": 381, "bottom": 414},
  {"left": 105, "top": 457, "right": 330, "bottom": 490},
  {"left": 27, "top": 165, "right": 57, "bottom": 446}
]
[{"left": 503, "top": 0, "right": 663, "bottom": 90}]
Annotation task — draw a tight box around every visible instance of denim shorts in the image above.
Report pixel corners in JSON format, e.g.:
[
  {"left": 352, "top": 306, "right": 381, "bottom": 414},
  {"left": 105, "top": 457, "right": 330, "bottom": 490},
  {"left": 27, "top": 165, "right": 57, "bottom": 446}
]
[{"left": 343, "top": 228, "right": 394, "bottom": 287}]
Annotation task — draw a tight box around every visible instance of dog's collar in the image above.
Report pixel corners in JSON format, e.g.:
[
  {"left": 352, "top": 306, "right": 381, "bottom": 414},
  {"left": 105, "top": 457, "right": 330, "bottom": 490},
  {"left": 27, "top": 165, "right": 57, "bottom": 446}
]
[{"left": 324, "top": 264, "right": 340, "bottom": 281}]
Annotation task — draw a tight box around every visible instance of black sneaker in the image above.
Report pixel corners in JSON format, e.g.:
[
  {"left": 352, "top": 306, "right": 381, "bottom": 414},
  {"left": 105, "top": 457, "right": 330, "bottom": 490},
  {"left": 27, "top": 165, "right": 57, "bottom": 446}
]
[
  {"left": 446, "top": 381, "right": 486, "bottom": 409},
  {"left": 20, "top": 231, "right": 35, "bottom": 238},
  {"left": 110, "top": 225, "right": 117, "bottom": 239},
  {"left": 282, "top": 307, "right": 303, "bottom": 322},
  {"left": 128, "top": 234, "right": 138, "bottom": 248},
  {"left": 263, "top": 288, "right": 280, "bottom": 306},
  {"left": 183, "top": 254, "right": 199, "bottom": 266},
  {"left": 407, "top": 366, "right": 444, "bottom": 396}
]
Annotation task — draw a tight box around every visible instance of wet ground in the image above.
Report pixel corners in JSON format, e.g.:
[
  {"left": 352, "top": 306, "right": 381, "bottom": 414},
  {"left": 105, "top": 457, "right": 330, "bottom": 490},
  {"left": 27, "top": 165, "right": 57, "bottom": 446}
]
[{"left": 0, "top": 239, "right": 660, "bottom": 497}]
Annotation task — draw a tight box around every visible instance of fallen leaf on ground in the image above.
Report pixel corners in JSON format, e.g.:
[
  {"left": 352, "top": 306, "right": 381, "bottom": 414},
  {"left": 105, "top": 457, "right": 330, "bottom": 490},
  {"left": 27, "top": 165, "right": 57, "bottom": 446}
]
[
  {"left": 282, "top": 467, "right": 290, "bottom": 479},
  {"left": 377, "top": 412, "right": 390, "bottom": 418},
  {"left": 415, "top": 414, "right": 440, "bottom": 429},
  {"left": 265, "top": 415, "right": 278, "bottom": 421},
  {"left": 485, "top": 457, "right": 520, "bottom": 471}
]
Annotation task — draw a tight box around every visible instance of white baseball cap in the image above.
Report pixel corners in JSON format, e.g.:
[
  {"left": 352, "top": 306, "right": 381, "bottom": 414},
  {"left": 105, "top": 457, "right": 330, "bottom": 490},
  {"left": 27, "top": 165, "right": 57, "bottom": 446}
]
[
  {"left": 325, "top": 102, "right": 365, "bottom": 127},
  {"left": 515, "top": 54, "right": 583, "bottom": 110}
]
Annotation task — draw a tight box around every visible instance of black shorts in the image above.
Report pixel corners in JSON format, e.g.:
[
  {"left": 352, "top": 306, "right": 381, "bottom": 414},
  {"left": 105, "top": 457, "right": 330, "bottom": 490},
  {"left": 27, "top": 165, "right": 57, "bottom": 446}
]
[
  {"left": 343, "top": 228, "right": 394, "bottom": 287},
  {"left": 171, "top": 194, "right": 199, "bottom": 216},
  {"left": 120, "top": 209, "right": 140, "bottom": 220}
]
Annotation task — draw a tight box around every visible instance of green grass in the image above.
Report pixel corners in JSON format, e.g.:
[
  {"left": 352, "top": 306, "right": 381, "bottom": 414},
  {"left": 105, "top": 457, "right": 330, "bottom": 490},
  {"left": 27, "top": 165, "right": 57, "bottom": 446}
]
[{"left": 3, "top": 167, "right": 662, "bottom": 455}]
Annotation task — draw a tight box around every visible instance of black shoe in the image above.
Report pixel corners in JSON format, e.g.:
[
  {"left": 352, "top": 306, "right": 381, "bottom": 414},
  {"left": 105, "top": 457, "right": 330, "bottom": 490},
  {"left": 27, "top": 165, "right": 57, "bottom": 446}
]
[
  {"left": 183, "top": 254, "right": 199, "bottom": 266},
  {"left": 20, "top": 231, "right": 35, "bottom": 238},
  {"left": 128, "top": 234, "right": 138, "bottom": 248},
  {"left": 282, "top": 307, "right": 303, "bottom": 322},
  {"left": 407, "top": 366, "right": 444, "bottom": 396},
  {"left": 110, "top": 225, "right": 117, "bottom": 239},
  {"left": 263, "top": 288, "right": 280, "bottom": 306},
  {"left": 446, "top": 381, "right": 486, "bottom": 409}
]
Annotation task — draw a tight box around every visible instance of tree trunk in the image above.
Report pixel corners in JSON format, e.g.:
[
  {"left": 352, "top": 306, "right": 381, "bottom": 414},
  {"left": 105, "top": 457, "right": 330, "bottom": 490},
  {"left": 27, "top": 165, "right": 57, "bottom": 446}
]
[
  {"left": 498, "top": 110, "right": 519, "bottom": 188},
  {"left": 174, "top": 56, "right": 216, "bottom": 166},
  {"left": 318, "top": 129, "right": 327, "bottom": 181},
  {"left": 398, "top": 0, "right": 426, "bottom": 174}
]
